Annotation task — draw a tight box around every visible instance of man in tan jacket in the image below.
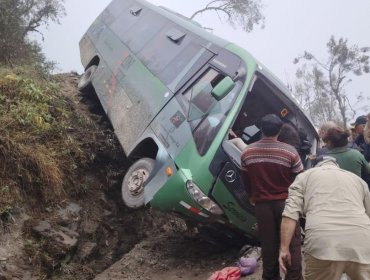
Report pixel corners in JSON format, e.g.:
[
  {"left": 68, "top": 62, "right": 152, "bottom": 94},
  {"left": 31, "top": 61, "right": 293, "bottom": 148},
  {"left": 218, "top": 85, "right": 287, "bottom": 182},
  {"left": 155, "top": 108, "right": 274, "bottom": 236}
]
[{"left": 279, "top": 156, "right": 370, "bottom": 280}]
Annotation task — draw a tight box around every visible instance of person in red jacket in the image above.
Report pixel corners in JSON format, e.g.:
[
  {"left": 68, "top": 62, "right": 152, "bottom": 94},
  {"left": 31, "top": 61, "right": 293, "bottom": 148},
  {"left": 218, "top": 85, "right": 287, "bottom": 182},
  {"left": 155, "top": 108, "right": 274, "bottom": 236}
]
[{"left": 241, "top": 114, "right": 304, "bottom": 280}]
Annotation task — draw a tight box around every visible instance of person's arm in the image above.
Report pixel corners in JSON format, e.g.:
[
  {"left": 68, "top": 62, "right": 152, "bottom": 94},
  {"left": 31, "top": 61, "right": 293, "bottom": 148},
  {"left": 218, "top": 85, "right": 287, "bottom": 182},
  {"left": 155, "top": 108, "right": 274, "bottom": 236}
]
[
  {"left": 279, "top": 217, "right": 298, "bottom": 274},
  {"left": 230, "top": 137, "right": 248, "bottom": 151},
  {"left": 363, "top": 182, "right": 370, "bottom": 218},
  {"left": 279, "top": 174, "right": 305, "bottom": 273},
  {"left": 291, "top": 152, "right": 304, "bottom": 175},
  {"left": 240, "top": 151, "right": 251, "bottom": 192},
  {"left": 240, "top": 166, "right": 251, "bottom": 194}
]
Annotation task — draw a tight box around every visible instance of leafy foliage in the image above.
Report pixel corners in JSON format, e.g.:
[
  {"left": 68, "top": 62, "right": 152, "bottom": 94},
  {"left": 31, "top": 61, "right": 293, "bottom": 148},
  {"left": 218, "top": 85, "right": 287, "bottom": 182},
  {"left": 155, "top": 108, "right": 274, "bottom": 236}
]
[
  {"left": 0, "top": 0, "right": 65, "bottom": 68},
  {"left": 293, "top": 36, "right": 370, "bottom": 127},
  {"left": 190, "top": 0, "right": 265, "bottom": 32},
  {"left": 0, "top": 66, "right": 106, "bottom": 209}
]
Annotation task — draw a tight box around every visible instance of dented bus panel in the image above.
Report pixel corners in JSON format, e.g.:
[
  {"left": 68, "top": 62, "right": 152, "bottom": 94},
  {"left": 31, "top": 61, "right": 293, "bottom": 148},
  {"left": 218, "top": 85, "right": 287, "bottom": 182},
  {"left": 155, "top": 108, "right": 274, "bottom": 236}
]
[{"left": 79, "top": 0, "right": 318, "bottom": 243}]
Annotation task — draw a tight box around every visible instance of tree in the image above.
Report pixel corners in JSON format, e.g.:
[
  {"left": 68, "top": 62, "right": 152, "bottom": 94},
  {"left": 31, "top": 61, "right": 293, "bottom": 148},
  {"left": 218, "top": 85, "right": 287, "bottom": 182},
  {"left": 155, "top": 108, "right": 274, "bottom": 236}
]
[
  {"left": 0, "top": 0, "right": 65, "bottom": 65},
  {"left": 190, "top": 0, "right": 265, "bottom": 32},
  {"left": 293, "top": 36, "right": 370, "bottom": 128}
]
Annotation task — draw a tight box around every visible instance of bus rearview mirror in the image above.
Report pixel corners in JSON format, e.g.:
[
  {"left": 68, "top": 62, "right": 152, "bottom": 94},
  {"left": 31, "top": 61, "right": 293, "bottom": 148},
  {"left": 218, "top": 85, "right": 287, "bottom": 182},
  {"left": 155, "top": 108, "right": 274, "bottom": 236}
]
[{"left": 211, "top": 76, "right": 235, "bottom": 101}]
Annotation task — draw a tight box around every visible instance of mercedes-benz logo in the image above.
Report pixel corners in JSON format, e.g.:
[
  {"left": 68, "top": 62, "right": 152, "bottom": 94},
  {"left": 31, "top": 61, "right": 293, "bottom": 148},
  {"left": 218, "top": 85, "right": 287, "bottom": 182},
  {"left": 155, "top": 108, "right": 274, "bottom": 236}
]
[{"left": 225, "top": 170, "right": 236, "bottom": 183}]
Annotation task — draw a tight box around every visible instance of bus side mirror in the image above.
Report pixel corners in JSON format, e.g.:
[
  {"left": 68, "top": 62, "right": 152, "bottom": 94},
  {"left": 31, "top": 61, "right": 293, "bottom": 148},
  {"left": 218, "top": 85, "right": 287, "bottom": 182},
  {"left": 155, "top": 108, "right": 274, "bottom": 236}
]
[{"left": 211, "top": 76, "right": 235, "bottom": 101}]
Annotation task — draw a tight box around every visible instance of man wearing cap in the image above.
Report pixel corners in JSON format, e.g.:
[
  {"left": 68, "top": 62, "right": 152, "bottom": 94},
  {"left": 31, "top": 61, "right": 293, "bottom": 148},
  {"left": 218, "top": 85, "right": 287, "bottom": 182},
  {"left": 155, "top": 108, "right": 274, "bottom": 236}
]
[
  {"left": 353, "top": 115, "right": 370, "bottom": 161},
  {"left": 241, "top": 114, "right": 304, "bottom": 280},
  {"left": 279, "top": 156, "right": 370, "bottom": 279}
]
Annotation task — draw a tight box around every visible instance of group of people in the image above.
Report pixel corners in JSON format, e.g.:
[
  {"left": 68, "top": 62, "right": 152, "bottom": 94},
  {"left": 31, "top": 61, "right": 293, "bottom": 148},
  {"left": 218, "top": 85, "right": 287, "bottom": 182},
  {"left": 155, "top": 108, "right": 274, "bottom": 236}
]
[
  {"left": 239, "top": 114, "right": 370, "bottom": 280},
  {"left": 318, "top": 115, "right": 370, "bottom": 185}
]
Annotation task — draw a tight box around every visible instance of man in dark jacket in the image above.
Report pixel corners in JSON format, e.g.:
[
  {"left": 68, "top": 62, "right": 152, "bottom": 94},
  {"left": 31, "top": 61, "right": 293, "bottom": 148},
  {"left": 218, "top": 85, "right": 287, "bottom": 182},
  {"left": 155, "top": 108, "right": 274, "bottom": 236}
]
[
  {"left": 353, "top": 115, "right": 370, "bottom": 161},
  {"left": 353, "top": 115, "right": 370, "bottom": 188}
]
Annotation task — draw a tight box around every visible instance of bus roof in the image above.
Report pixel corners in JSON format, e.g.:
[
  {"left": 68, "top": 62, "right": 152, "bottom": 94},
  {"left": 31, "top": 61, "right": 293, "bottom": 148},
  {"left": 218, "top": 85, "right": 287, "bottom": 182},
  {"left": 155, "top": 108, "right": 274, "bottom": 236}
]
[{"left": 136, "top": 0, "right": 230, "bottom": 48}]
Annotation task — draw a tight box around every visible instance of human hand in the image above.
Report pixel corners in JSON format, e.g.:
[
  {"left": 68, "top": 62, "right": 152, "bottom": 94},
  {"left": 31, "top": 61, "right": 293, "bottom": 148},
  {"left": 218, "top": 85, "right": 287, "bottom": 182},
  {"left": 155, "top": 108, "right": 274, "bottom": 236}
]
[
  {"left": 249, "top": 197, "right": 255, "bottom": 206},
  {"left": 229, "top": 129, "right": 238, "bottom": 139},
  {"left": 307, "top": 154, "right": 316, "bottom": 161},
  {"left": 279, "top": 249, "right": 291, "bottom": 275}
]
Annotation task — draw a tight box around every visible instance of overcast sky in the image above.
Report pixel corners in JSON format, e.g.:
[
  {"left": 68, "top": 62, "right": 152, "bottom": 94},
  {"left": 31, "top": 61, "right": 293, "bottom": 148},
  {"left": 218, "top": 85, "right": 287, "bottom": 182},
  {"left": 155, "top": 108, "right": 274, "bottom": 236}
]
[{"left": 38, "top": 0, "right": 370, "bottom": 115}]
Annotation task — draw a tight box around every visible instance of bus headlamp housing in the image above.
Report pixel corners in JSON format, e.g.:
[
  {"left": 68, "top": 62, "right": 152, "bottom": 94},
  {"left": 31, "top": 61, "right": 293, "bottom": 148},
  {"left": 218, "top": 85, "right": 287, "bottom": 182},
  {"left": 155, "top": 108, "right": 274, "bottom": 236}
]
[{"left": 186, "top": 180, "right": 224, "bottom": 215}]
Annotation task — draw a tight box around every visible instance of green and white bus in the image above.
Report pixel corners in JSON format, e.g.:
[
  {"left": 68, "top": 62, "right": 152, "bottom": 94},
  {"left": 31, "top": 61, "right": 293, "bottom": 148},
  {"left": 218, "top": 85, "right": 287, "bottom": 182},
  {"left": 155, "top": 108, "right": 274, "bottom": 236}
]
[{"left": 79, "top": 0, "right": 318, "bottom": 243}]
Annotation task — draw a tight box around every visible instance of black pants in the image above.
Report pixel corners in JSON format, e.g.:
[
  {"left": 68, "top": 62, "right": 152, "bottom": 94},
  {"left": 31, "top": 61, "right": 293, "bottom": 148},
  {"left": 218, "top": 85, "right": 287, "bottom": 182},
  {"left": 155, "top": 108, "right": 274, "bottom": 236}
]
[{"left": 255, "top": 200, "right": 303, "bottom": 280}]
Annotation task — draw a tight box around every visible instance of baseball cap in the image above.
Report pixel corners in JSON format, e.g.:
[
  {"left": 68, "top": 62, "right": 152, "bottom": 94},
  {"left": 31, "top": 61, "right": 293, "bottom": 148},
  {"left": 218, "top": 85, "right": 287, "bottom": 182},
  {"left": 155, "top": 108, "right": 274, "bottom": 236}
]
[{"left": 351, "top": 115, "right": 367, "bottom": 126}]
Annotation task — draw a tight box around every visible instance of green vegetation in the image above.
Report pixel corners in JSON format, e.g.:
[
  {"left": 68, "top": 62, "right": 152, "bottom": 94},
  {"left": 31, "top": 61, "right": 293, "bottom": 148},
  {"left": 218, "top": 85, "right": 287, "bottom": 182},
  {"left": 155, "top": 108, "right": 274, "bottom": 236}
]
[
  {"left": 0, "top": 0, "right": 65, "bottom": 71},
  {"left": 293, "top": 36, "right": 370, "bottom": 128},
  {"left": 0, "top": 66, "right": 104, "bottom": 211},
  {"left": 190, "top": 0, "right": 265, "bottom": 32}
]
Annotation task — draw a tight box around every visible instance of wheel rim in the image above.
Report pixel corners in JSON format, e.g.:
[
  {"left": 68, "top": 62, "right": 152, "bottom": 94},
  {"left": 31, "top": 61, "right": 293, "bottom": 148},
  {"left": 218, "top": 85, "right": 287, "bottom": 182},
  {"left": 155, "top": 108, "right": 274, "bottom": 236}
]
[
  {"left": 84, "top": 68, "right": 93, "bottom": 80},
  {"left": 80, "top": 68, "right": 92, "bottom": 85},
  {"left": 78, "top": 66, "right": 96, "bottom": 90},
  {"left": 127, "top": 168, "right": 149, "bottom": 196}
]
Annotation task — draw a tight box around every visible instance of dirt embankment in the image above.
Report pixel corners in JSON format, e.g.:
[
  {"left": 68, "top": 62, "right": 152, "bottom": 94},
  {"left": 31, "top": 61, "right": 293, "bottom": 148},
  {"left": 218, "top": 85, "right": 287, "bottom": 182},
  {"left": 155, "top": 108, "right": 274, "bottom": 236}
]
[{"left": 0, "top": 73, "right": 261, "bottom": 280}]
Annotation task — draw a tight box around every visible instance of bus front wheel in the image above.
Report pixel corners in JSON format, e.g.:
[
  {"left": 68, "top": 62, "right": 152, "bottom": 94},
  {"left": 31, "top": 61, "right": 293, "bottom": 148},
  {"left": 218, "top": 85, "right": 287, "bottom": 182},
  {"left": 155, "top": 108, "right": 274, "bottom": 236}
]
[
  {"left": 78, "top": 65, "right": 97, "bottom": 93},
  {"left": 121, "top": 158, "right": 155, "bottom": 209}
]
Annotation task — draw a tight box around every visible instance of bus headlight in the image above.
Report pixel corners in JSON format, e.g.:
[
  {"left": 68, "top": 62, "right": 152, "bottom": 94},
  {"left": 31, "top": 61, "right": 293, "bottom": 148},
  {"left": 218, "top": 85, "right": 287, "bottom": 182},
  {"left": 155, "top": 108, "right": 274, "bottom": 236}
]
[{"left": 186, "top": 180, "right": 224, "bottom": 215}]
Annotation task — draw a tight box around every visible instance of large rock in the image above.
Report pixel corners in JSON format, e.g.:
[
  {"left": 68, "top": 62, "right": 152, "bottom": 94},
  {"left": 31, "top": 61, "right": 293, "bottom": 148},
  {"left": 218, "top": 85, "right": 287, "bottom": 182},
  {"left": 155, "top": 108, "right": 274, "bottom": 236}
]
[
  {"left": 56, "top": 202, "right": 81, "bottom": 231},
  {"left": 32, "top": 221, "right": 79, "bottom": 252}
]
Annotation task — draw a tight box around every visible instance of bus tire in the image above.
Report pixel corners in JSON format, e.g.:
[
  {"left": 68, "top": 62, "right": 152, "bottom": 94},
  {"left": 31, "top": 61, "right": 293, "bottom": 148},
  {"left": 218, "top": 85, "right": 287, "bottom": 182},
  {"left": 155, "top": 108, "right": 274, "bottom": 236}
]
[
  {"left": 121, "top": 158, "right": 155, "bottom": 209},
  {"left": 78, "top": 65, "right": 97, "bottom": 93}
]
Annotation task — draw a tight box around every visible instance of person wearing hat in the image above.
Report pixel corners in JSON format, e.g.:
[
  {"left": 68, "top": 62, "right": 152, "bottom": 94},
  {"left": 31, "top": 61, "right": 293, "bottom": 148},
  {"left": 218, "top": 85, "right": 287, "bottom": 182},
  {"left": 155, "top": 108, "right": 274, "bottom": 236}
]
[
  {"left": 353, "top": 115, "right": 370, "bottom": 161},
  {"left": 353, "top": 116, "right": 367, "bottom": 146},
  {"left": 279, "top": 156, "right": 370, "bottom": 280}
]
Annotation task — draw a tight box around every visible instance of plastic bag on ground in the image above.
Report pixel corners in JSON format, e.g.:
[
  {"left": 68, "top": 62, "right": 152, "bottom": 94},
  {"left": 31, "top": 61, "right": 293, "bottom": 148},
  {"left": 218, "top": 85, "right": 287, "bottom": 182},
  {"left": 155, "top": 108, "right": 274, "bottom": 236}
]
[{"left": 208, "top": 266, "right": 241, "bottom": 280}]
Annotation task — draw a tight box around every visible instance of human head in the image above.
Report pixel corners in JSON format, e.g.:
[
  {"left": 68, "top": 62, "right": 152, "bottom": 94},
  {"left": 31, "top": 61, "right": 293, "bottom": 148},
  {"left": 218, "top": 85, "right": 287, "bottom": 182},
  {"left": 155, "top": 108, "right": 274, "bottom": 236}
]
[
  {"left": 323, "top": 127, "right": 349, "bottom": 148},
  {"left": 351, "top": 115, "right": 367, "bottom": 135},
  {"left": 260, "top": 114, "right": 283, "bottom": 137},
  {"left": 318, "top": 121, "right": 337, "bottom": 142},
  {"left": 277, "top": 123, "right": 300, "bottom": 148}
]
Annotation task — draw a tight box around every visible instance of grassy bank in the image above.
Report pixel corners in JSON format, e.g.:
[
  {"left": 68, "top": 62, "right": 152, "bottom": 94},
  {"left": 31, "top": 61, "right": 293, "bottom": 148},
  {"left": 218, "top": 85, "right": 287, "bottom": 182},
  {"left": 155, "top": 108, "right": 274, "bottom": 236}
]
[{"left": 0, "top": 66, "right": 113, "bottom": 215}]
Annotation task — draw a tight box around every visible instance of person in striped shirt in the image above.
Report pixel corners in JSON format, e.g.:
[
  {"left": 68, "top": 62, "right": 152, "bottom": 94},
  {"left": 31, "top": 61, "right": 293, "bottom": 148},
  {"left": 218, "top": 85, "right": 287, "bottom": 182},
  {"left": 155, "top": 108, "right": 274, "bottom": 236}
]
[{"left": 241, "top": 114, "right": 304, "bottom": 280}]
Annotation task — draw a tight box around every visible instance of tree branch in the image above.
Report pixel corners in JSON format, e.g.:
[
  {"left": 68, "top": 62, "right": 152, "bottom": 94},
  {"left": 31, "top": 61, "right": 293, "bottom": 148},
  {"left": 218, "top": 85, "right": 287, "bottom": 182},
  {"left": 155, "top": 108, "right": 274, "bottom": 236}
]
[
  {"left": 206, "top": 0, "right": 224, "bottom": 9},
  {"left": 191, "top": 6, "right": 231, "bottom": 19}
]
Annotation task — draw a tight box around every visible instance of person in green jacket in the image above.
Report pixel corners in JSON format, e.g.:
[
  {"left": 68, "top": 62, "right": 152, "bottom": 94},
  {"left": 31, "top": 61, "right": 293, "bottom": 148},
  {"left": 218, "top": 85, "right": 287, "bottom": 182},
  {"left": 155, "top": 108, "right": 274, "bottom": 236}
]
[{"left": 324, "top": 126, "right": 370, "bottom": 180}]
